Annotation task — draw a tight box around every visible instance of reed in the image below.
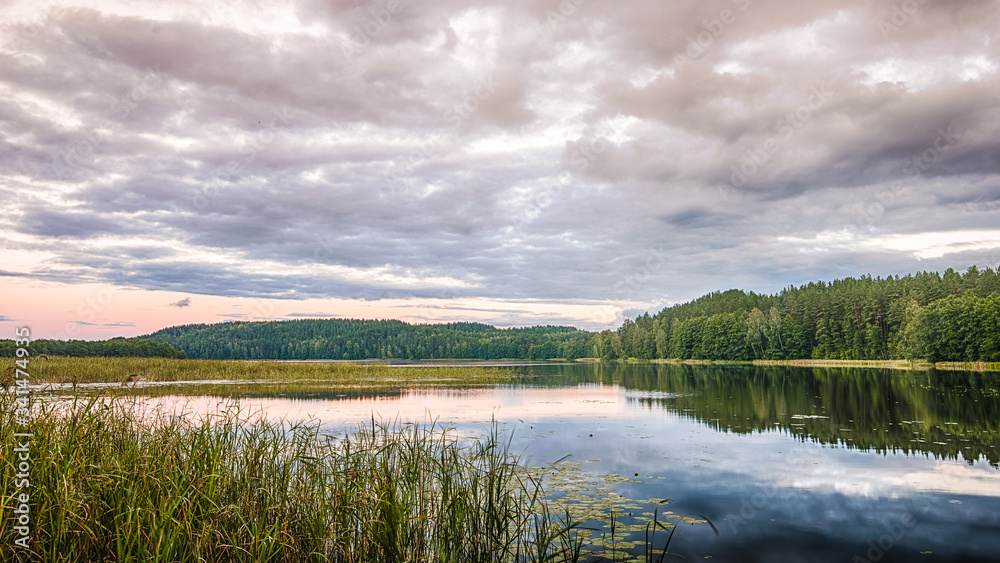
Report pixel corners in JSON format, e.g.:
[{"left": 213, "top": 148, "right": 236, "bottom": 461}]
[
  {"left": 16, "top": 357, "right": 520, "bottom": 386},
  {"left": 0, "top": 391, "right": 595, "bottom": 562},
  {"left": 934, "top": 361, "right": 1000, "bottom": 372}
]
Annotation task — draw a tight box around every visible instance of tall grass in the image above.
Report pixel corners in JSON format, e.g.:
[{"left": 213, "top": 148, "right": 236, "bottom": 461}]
[
  {"left": 0, "top": 391, "right": 599, "bottom": 562},
  {"left": 14, "top": 357, "right": 520, "bottom": 386},
  {"left": 934, "top": 361, "right": 1000, "bottom": 372}
]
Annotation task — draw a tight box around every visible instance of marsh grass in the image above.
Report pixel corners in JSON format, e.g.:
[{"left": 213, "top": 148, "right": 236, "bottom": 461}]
[
  {"left": 0, "top": 390, "right": 640, "bottom": 562},
  {"left": 0, "top": 359, "right": 709, "bottom": 561},
  {"left": 650, "top": 358, "right": 1000, "bottom": 372},
  {"left": 934, "top": 361, "right": 1000, "bottom": 372},
  {"left": 15, "top": 357, "right": 520, "bottom": 386}
]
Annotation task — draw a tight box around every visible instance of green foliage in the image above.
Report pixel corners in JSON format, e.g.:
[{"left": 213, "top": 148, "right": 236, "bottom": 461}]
[
  {"left": 0, "top": 338, "right": 185, "bottom": 358},
  {"left": 901, "top": 293, "right": 1000, "bottom": 362},
  {"left": 608, "top": 266, "right": 1000, "bottom": 362},
  {"left": 142, "top": 320, "right": 590, "bottom": 361},
  {"left": 10, "top": 267, "right": 997, "bottom": 364}
]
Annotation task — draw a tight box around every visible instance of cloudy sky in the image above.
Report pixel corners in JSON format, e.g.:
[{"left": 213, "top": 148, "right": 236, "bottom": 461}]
[{"left": 1, "top": 0, "right": 998, "bottom": 339}]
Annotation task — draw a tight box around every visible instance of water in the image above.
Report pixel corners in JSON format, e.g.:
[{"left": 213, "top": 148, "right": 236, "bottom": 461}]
[{"left": 134, "top": 363, "right": 1000, "bottom": 562}]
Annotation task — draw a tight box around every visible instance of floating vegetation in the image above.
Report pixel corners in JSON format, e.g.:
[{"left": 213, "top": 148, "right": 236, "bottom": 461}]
[{"left": 519, "top": 460, "right": 711, "bottom": 562}]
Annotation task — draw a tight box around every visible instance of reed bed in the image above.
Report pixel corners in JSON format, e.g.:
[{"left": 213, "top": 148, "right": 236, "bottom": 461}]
[
  {"left": 933, "top": 361, "right": 1000, "bottom": 372},
  {"left": 0, "top": 391, "right": 597, "bottom": 562},
  {"left": 723, "top": 358, "right": 1000, "bottom": 372},
  {"left": 13, "top": 357, "right": 519, "bottom": 386}
]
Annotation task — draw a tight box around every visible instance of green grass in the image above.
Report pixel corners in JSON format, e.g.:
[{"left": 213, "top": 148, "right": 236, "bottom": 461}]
[
  {"left": 0, "top": 391, "right": 601, "bottom": 562},
  {"left": 933, "top": 361, "right": 1000, "bottom": 372},
  {"left": 1, "top": 359, "right": 713, "bottom": 561},
  {"left": 649, "top": 358, "right": 1000, "bottom": 372},
  {"left": 9, "top": 357, "right": 521, "bottom": 386},
  {"left": 0, "top": 389, "right": 712, "bottom": 562}
]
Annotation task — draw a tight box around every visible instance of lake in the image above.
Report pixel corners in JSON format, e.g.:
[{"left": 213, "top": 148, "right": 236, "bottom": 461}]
[{"left": 131, "top": 362, "right": 1000, "bottom": 562}]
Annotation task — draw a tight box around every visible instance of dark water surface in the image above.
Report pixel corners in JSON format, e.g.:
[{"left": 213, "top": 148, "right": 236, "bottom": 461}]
[{"left": 139, "top": 363, "right": 1000, "bottom": 562}]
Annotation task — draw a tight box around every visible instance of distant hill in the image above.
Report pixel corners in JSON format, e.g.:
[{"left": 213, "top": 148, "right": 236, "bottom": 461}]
[{"left": 144, "top": 319, "right": 591, "bottom": 360}]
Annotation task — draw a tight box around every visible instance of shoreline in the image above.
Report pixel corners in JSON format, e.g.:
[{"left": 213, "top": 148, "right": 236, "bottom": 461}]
[
  {"left": 11, "top": 357, "right": 1000, "bottom": 383},
  {"left": 645, "top": 358, "right": 1000, "bottom": 372}
]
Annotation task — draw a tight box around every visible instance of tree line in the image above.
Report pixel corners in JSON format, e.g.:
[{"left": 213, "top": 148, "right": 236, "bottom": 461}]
[
  {"left": 4, "top": 267, "right": 996, "bottom": 362},
  {"left": 0, "top": 338, "right": 186, "bottom": 359},
  {"left": 144, "top": 320, "right": 591, "bottom": 360},
  {"left": 598, "top": 266, "right": 1000, "bottom": 362}
]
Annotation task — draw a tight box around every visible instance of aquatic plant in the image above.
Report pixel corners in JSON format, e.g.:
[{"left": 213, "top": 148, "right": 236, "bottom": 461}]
[
  {"left": 15, "top": 357, "right": 519, "bottom": 387},
  {"left": 0, "top": 391, "right": 705, "bottom": 562}
]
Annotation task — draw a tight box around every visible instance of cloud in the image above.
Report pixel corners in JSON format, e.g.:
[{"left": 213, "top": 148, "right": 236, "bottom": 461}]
[
  {"left": 0, "top": 0, "right": 998, "bottom": 330},
  {"left": 0, "top": 315, "right": 13, "bottom": 322},
  {"left": 169, "top": 298, "right": 192, "bottom": 308}
]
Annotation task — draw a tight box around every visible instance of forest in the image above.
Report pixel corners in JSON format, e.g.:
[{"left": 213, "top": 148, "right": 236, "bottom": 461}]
[
  {"left": 143, "top": 320, "right": 591, "bottom": 360},
  {"left": 0, "top": 337, "right": 186, "bottom": 358},
  {"left": 3, "top": 267, "right": 997, "bottom": 362},
  {"left": 599, "top": 266, "right": 1000, "bottom": 362}
]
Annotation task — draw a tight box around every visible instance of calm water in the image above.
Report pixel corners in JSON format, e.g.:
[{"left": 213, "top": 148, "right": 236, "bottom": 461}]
[{"left": 136, "top": 363, "right": 1000, "bottom": 562}]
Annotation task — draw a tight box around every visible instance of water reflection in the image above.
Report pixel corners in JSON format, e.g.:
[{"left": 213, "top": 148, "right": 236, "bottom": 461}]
[
  {"left": 603, "top": 363, "right": 1000, "bottom": 468},
  {"left": 105, "top": 363, "right": 1000, "bottom": 562},
  {"left": 126, "top": 363, "right": 1000, "bottom": 468}
]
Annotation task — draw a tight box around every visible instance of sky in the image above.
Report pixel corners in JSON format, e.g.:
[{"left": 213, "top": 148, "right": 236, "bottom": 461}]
[{"left": 1, "top": 0, "right": 999, "bottom": 340}]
